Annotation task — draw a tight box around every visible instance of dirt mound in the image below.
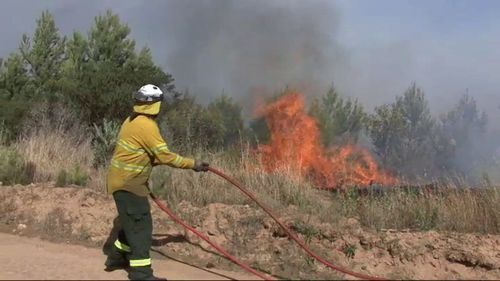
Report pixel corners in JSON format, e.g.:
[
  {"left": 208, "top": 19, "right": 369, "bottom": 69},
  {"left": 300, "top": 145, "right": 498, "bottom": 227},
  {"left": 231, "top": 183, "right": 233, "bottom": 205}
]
[{"left": 1, "top": 184, "right": 499, "bottom": 280}]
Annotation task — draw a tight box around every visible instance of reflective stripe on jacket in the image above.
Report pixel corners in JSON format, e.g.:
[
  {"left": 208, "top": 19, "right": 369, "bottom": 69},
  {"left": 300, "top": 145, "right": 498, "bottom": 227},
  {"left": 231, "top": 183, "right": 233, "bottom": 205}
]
[{"left": 106, "top": 115, "right": 195, "bottom": 196}]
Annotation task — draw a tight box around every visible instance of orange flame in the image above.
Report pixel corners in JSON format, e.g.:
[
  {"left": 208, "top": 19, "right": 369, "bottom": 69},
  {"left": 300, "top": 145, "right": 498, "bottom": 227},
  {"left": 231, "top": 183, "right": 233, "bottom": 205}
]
[{"left": 257, "top": 92, "right": 396, "bottom": 189}]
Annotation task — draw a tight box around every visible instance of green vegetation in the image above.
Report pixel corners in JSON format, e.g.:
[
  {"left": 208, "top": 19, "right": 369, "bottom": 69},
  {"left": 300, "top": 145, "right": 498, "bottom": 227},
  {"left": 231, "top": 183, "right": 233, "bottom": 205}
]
[
  {"left": 55, "top": 165, "right": 88, "bottom": 187},
  {"left": 310, "top": 86, "right": 366, "bottom": 146},
  {"left": 0, "top": 146, "right": 32, "bottom": 185},
  {"left": 92, "top": 119, "right": 120, "bottom": 167},
  {"left": 342, "top": 243, "right": 357, "bottom": 259}
]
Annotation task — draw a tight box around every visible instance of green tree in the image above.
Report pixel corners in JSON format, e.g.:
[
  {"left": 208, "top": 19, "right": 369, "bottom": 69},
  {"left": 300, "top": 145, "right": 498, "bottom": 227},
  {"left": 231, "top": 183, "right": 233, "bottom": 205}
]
[
  {"left": 0, "top": 11, "right": 67, "bottom": 138},
  {"left": 207, "top": 95, "right": 244, "bottom": 148},
  {"left": 435, "top": 94, "right": 488, "bottom": 175},
  {"left": 159, "top": 92, "right": 225, "bottom": 151},
  {"left": 0, "top": 53, "right": 32, "bottom": 99},
  {"left": 368, "top": 83, "right": 436, "bottom": 178},
  {"left": 19, "top": 10, "right": 66, "bottom": 100},
  {"left": 60, "top": 10, "right": 173, "bottom": 125},
  {"left": 310, "top": 86, "right": 366, "bottom": 146},
  {"left": 0, "top": 53, "right": 34, "bottom": 138}
]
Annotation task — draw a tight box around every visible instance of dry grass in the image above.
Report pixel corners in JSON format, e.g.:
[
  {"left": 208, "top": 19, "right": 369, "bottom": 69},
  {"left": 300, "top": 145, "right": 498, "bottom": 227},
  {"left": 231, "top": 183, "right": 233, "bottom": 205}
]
[
  {"left": 336, "top": 187, "right": 500, "bottom": 233},
  {"left": 86, "top": 166, "right": 108, "bottom": 192},
  {"left": 150, "top": 146, "right": 500, "bottom": 234},
  {"left": 15, "top": 125, "right": 94, "bottom": 183},
  {"left": 2, "top": 118, "right": 499, "bottom": 234},
  {"left": 150, "top": 148, "right": 322, "bottom": 212}
]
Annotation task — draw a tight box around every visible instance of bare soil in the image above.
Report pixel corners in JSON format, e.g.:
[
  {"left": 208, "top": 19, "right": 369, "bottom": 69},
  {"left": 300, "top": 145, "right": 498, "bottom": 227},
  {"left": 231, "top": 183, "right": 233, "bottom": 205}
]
[
  {"left": 0, "top": 232, "right": 254, "bottom": 280},
  {"left": 1, "top": 183, "right": 499, "bottom": 280}
]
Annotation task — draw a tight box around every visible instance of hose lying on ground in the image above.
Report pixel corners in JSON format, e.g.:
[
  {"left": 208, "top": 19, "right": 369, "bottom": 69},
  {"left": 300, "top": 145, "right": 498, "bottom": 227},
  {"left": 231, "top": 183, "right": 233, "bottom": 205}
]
[
  {"left": 208, "top": 167, "right": 386, "bottom": 281},
  {"left": 150, "top": 167, "right": 386, "bottom": 280},
  {"left": 150, "top": 193, "right": 273, "bottom": 280}
]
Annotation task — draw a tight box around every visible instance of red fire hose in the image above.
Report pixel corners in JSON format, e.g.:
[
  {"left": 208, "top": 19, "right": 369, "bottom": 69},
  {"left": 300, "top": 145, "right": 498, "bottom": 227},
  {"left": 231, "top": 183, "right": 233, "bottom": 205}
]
[
  {"left": 151, "top": 167, "right": 385, "bottom": 280},
  {"left": 208, "top": 167, "right": 386, "bottom": 280},
  {"left": 150, "top": 193, "right": 273, "bottom": 280}
]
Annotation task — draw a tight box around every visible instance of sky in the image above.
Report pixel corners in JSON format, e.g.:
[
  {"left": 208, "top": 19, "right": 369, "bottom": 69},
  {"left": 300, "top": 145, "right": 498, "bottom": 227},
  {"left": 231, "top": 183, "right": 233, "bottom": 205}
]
[
  {"left": 0, "top": 0, "right": 499, "bottom": 125},
  {"left": 336, "top": 0, "right": 500, "bottom": 116}
]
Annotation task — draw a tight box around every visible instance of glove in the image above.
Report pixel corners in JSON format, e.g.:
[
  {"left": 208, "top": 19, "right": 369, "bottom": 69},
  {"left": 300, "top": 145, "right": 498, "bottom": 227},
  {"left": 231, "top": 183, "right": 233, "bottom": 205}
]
[{"left": 192, "top": 160, "right": 209, "bottom": 172}]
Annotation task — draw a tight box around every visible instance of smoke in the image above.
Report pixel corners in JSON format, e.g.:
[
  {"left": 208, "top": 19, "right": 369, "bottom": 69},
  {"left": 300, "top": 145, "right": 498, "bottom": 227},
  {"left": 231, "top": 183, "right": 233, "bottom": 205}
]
[{"left": 158, "top": 0, "right": 347, "bottom": 102}]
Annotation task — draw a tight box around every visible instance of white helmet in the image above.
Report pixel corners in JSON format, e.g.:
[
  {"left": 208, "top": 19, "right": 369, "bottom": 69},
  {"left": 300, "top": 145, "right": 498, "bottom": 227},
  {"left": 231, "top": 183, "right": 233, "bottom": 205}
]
[{"left": 134, "top": 84, "right": 163, "bottom": 102}]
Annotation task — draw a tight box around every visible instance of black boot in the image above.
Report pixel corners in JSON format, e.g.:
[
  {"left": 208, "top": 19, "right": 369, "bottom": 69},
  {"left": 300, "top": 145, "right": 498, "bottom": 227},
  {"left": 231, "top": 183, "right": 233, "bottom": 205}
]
[{"left": 104, "top": 248, "right": 129, "bottom": 272}]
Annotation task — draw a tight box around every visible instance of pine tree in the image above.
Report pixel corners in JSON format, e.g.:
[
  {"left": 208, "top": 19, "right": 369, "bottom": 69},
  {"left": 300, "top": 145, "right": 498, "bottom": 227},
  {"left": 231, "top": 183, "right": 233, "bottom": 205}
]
[
  {"left": 310, "top": 86, "right": 366, "bottom": 147},
  {"left": 0, "top": 53, "right": 34, "bottom": 138},
  {"left": 60, "top": 10, "right": 174, "bottom": 124},
  {"left": 436, "top": 94, "right": 489, "bottom": 175},
  {"left": 207, "top": 95, "right": 244, "bottom": 148},
  {"left": 19, "top": 10, "right": 66, "bottom": 99},
  {"left": 368, "top": 83, "right": 436, "bottom": 178}
]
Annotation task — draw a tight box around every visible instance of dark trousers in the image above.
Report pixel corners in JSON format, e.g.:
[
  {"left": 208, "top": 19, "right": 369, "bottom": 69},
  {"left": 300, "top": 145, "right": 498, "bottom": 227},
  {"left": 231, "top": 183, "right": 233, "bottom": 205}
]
[{"left": 111, "top": 190, "right": 154, "bottom": 280}]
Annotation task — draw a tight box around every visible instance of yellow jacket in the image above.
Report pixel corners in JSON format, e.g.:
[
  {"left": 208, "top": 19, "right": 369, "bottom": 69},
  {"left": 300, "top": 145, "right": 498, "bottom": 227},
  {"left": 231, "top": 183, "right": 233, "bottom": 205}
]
[{"left": 106, "top": 114, "right": 195, "bottom": 196}]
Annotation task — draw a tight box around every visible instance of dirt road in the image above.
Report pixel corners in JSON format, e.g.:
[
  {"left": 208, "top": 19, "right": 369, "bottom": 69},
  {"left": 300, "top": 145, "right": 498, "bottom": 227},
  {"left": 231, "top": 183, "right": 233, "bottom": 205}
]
[{"left": 0, "top": 233, "right": 256, "bottom": 280}]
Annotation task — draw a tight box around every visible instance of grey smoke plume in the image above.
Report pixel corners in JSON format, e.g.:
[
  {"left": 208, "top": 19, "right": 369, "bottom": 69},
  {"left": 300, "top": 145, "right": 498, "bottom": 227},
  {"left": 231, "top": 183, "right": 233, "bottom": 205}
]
[{"left": 158, "top": 0, "right": 347, "bottom": 101}]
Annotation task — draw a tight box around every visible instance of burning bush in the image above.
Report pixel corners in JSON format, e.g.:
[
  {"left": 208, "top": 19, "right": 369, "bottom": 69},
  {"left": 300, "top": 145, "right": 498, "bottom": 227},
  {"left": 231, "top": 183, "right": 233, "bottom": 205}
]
[{"left": 256, "top": 92, "right": 395, "bottom": 189}]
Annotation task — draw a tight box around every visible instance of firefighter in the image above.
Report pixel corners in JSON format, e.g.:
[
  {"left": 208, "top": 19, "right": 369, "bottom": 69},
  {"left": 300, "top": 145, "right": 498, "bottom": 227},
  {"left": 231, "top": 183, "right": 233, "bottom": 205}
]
[{"left": 104, "top": 84, "right": 209, "bottom": 280}]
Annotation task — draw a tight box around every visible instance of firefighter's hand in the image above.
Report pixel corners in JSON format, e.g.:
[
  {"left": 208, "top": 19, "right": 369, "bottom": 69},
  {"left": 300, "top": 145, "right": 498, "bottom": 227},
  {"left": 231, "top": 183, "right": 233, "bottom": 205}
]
[{"left": 193, "top": 160, "right": 209, "bottom": 172}]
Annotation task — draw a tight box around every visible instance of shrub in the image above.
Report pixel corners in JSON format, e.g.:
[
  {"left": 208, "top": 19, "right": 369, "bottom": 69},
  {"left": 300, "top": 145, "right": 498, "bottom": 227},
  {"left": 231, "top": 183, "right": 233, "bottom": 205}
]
[
  {"left": 92, "top": 119, "right": 120, "bottom": 167},
  {"left": 55, "top": 169, "right": 68, "bottom": 187},
  {"left": 0, "top": 146, "right": 33, "bottom": 185},
  {"left": 342, "top": 243, "right": 357, "bottom": 259},
  {"left": 55, "top": 165, "right": 88, "bottom": 187}
]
